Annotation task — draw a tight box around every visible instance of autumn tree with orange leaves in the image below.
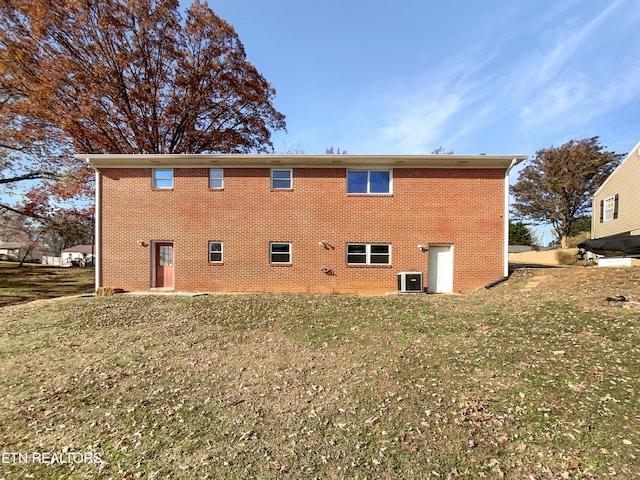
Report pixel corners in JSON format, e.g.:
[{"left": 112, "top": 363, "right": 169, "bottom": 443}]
[{"left": 0, "top": 0, "right": 285, "bottom": 227}]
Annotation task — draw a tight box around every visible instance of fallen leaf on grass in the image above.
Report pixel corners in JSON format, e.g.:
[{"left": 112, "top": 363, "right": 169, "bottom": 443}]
[{"left": 364, "top": 416, "right": 379, "bottom": 425}]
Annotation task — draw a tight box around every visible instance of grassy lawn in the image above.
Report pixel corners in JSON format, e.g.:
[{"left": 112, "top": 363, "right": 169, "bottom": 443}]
[
  {"left": 0, "top": 266, "right": 639, "bottom": 479},
  {"left": 0, "top": 262, "right": 95, "bottom": 307}
]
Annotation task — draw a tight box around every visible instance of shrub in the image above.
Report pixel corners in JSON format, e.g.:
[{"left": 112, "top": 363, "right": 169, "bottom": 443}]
[
  {"left": 567, "top": 231, "right": 591, "bottom": 248},
  {"left": 556, "top": 249, "right": 579, "bottom": 265}
]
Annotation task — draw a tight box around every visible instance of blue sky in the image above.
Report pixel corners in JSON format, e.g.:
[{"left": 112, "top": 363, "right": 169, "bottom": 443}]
[
  {"left": 212, "top": 0, "right": 640, "bottom": 158},
  {"left": 212, "top": 0, "right": 640, "bottom": 243}
]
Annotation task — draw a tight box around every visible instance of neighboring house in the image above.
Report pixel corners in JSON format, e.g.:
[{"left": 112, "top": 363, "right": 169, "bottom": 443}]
[
  {"left": 62, "top": 245, "right": 95, "bottom": 266},
  {"left": 591, "top": 140, "right": 640, "bottom": 239},
  {"left": 0, "top": 242, "right": 21, "bottom": 261},
  {"left": 80, "top": 153, "right": 526, "bottom": 295},
  {"left": 0, "top": 242, "right": 54, "bottom": 262}
]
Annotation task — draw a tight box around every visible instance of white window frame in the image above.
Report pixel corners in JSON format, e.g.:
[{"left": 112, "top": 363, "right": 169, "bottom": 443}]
[
  {"left": 209, "top": 169, "right": 224, "bottom": 189},
  {"left": 271, "top": 169, "right": 293, "bottom": 189},
  {"left": 152, "top": 168, "right": 174, "bottom": 189},
  {"left": 346, "top": 243, "right": 391, "bottom": 265},
  {"left": 208, "top": 241, "right": 223, "bottom": 263},
  {"left": 346, "top": 169, "right": 392, "bottom": 194},
  {"left": 603, "top": 195, "right": 616, "bottom": 222},
  {"left": 270, "top": 242, "right": 292, "bottom": 264}
]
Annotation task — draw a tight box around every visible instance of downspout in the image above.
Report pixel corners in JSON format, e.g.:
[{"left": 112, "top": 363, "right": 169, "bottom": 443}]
[
  {"left": 89, "top": 162, "right": 101, "bottom": 291},
  {"left": 504, "top": 159, "right": 518, "bottom": 278}
]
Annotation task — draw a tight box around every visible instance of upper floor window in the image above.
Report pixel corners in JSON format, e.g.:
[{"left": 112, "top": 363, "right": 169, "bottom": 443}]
[
  {"left": 347, "top": 170, "right": 392, "bottom": 194},
  {"left": 601, "top": 194, "right": 619, "bottom": 222},
  {"left": 346, "top": 243, "right": 391, "bottom": 265},
  {"left": 152, "top": 168, "right": 173, "bottom": 189},
  {"left": 271, "top": 169, "right": 292, "bottom": 189},
  {"left": 209, "top": 169, "right": 224, "bottom": 189}
]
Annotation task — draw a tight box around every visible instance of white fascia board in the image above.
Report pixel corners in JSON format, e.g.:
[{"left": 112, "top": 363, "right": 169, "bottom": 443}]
[{"left": 78, "top": 153, "right": 528, "bottom": 170}]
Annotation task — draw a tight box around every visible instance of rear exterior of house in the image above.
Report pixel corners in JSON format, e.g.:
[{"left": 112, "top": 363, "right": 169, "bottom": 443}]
[
  {"left": 592, "top": 140, "right": 640, "bottom": 239},
  {"left": 81, "top": 154, "right": 525, "bottom": 295}
]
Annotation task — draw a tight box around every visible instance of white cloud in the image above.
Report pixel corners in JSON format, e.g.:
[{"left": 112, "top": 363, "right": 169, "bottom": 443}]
[
  {"left": 372, "top": 92, "right": 463, "bottom": 153},
  {"left": 535, "top": 1, "right": 622, "bottom": 82},
  {"left": 293, "top": 0, "right": 640, "bottom": 155}
]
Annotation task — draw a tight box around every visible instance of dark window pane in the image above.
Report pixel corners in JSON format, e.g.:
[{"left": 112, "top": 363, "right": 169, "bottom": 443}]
[
  {"left": 272, "top": 170, "right": 291, "bottom": 179},
  {"left": 271, "top": 243, "right": 290, "bottom": 252},
  {"left": 347, "top": 244, "right": 366, "bottom": 253},
  {"left": 347, "top": 254, "right": 367, "bottom": 264},
  {"left": 370, "top": 171, "right": 390, "bottom": 193},
  {"left": 347, "top": 171, "right": 367, "bottom": 193},
  {"left": 371, "top": 244, "right": 389, "bottom": 254},
  {"left": 370, "top": 255, "right": 390, "bottom": 264},
  {"left": 210, "top": 252, "right": 222, "bottom": 262},
  {"left": 271, "top": 253, "right": 290, "bottom": 263},
  {"left": 272, "top": 179, "right": 291, "bottom": 189}
]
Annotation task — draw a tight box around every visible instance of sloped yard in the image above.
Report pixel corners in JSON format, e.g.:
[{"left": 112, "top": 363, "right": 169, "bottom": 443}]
[
  {"left": 0, "top": 262, "right": 94, "bottom": 307},
  {"left": 0, "top": 266, "right": 639, "bottom": 478}
]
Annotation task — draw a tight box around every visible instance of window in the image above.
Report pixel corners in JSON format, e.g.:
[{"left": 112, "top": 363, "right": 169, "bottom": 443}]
[
  {"left": 346, "top": 243, "right": 391, "bottom": 265},
  {"left": 271, "top": 169, "right": 292, "bottom": 189},
  {"left": 270, "top": 242, "right": 291, "bottom": 264},
  {"left": 601, "top": 194, "right": 618, "bottom": 222},
  {"left": 209, "top": 169, "right": 224, "bottom": 189},
  {"left": 208, "top": 242, "right": 223, "bottom": 263},
  {"left": 347, "top": 170, "right": 392, "bottom": 194},
  {"left": 153, "top": 168, "right": 173, "bottom": 189}
]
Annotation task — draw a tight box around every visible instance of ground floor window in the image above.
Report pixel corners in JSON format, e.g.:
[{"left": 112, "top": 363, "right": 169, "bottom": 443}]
[
  {"left": 208, "top": 241, "right": 223, "bottom": 263},
  {"left": 270, "top": 242, "right": 291, "bottom": 264},
  {"left": 346, "top": 243, "right": 391, "bottom": 265}
]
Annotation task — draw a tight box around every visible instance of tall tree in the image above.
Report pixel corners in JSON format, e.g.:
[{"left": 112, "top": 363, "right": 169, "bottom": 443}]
[
  {"left": 44, "top": 212, "right": 94, "bottom": 253},
  {"left": 569, "top": 215, "right": 591, "bottom": 237},
  {"left": 0, "top": 0, "right": 285, "bottom": 155},
  {"left": 508, "top": 221, "right": 534, "bottom": 246},
  {"left": 0, "top": 209, "right": 46, "bottom": 266},
  {"left": 0, "top": 0, "right": 285, "bottom": 225},
  {"left": 510, "top": 137, "right": 622, "bottom": 248}
]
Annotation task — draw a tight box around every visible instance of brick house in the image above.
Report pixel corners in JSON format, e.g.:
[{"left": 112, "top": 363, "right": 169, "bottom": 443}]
[{"left": 80, "top": 154, "right": 526, "bottom": 295}]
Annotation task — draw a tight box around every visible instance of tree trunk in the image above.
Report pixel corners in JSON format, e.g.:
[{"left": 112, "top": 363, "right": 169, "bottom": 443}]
[{"left": 18, "top": 244, "right": 35, "bottom": 267}]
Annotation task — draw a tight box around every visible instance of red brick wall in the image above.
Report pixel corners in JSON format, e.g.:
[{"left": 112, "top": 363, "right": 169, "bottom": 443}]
[{"left": 98, "top": 167, "right": 506, "bottom": 294}]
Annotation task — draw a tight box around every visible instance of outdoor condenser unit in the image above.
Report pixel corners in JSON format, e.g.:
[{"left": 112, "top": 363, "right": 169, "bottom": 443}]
[{"left": 397, "top": 272, "right": 423, "bottom": 293}]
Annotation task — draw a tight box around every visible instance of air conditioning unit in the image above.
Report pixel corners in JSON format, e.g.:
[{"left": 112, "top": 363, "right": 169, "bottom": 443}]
[{"left": 397, "top": 272, "right": 423, "bottom": 293}]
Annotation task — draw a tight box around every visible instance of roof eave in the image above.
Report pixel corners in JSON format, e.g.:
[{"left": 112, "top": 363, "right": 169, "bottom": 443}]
[{"left": 77, "top": 153, "right": 529, "bottom": 170}]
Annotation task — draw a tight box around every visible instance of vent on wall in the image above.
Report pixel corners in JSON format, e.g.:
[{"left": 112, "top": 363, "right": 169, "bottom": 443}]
[{"left": 397, "top": 272, "right": 423, "bottom": 293}]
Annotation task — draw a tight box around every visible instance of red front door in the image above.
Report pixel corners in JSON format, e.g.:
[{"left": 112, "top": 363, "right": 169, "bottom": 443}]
[{"left": 155, "top": 243, "right": 174, "bottom": 288}]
